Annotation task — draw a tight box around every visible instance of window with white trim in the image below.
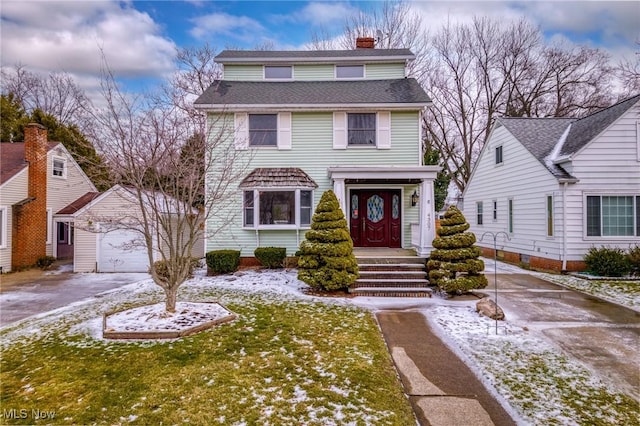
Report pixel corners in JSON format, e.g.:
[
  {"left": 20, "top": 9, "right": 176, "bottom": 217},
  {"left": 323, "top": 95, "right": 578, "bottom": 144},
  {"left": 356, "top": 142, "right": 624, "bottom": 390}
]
[
  {"left": 348, "top": 113, "right": 376, "bottom": 146},
  {"left": 546, "top": 195, "right": 554, "bottom": 237},
  {"left": 46, "top": 208, "right": 53, "bottom": 244},
  {"left": 495, "top": 146, "right": 503, "bottom": 165},
  {"left": 243, "top": 189, "right": 313, "bottom": 228},
  {"left": 476, "top": 201, "right": 483, "bottom": 225},
  {"left": 586, "top": 195, "right": 640, "bottom": 237},
  {"left": 249, "top": 114, "right": 277, "bottom": 146},
  {"left": 336, "top": 65, "right": 364, "bottom": 79},
  {"left": 52, "top": 156, "right": 66, "bottom": 178},
  {"left": 0, "top": 207, "right": 7, "bottom": 248},
  {"left": 264, "top": 66, "right": 292, "bottom": 79}
]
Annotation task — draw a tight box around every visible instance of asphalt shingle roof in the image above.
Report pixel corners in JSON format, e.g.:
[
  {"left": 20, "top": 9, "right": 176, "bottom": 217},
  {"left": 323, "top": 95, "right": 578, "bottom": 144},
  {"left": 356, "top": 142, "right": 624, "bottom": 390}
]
[
  {"left": 497, "top": 117, "right": 574, "bottom": 179},
  {"left": 0, "top": 142, "right": 59, "bottom": 185},
  {"left": 496, "top": 94, "right": 640, "bottom": 180},
  {"left": 561, "top": 94, "right": 640, "bottom": 156},
  {"left": 194, "top": 78, "right": 431, "bottom": 107}
]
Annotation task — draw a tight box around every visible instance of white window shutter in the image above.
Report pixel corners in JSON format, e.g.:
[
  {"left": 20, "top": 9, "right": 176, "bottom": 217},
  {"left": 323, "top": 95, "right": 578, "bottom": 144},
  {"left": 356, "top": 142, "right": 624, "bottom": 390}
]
[
  {"left": 333, "top": 112, "right": 347, "bottom": 149},
  {"left": 278, "top": 112, "right": 292, "bottom": 150},
  {"left": 377, "top": 111, "right": 391, "bottom": 149},
  {"left": 234, "top": 113, "right": 249, "bottom": 150}
]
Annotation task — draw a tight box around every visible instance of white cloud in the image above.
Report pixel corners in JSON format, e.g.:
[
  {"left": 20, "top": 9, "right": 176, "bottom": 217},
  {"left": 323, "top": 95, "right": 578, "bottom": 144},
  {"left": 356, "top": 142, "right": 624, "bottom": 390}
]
[
  {"left": 0, "top": 0, "right": 177, "bottom": 79},
  {"left": 189, "top": 12, "right": 266, "bottom": 43},
  {"left": 272, "top": 2, "right": 360, "bottom": 28}
]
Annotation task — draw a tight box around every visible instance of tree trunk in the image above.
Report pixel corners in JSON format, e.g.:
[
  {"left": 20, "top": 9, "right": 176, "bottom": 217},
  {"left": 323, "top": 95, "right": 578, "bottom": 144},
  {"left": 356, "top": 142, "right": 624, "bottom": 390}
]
[{"left": 165, "top": 287, "right": 177, "bottom": 313}]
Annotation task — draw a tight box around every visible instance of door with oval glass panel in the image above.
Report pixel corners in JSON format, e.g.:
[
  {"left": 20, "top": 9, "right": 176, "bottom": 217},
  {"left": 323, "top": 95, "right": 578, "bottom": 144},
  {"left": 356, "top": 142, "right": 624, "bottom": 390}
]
[{"left": 349, "top": 189, "right": 401, "bottom": 248}]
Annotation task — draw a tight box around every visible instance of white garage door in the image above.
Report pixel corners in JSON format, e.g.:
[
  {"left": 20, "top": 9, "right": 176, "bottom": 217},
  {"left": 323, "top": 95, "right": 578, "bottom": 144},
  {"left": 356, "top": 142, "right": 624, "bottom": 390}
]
[{"left": 97, "top": 229, "right": 150, "bottom": 272}]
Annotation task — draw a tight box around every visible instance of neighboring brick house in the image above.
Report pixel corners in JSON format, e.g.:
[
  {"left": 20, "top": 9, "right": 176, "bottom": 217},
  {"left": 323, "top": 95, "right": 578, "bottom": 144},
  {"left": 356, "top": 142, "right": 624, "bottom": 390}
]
[
  {"left": 462, "top": 94, "right": 640, "bottom": 272},
  {"left": 0, "top": 124, "right": 97, "bottom": 272},
  {"left": 194, "top": 39, "right": 440, "bottom": 260}
]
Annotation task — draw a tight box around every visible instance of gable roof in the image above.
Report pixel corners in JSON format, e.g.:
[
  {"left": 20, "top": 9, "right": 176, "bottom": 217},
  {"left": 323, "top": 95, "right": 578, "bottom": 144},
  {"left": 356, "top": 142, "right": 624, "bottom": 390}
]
[
  {"left": 497, "top": 118, "right": 574, "bottom": 179},
  {"left": 215, "top": 49, "right": 415, "bottom": 64},
  {"left": 0, "top": 142, "right": 59, "bottom": 185},
  {"left": 56, "top": 192, "right": 101, "bottom": 214},
  {"left": 560, "top": 94, "right": 640, "bottom": 156},
  {"left": 194, "top": 78, "right": 430, "bottom": 109},
  {"left": 495, "top": 94, "right": 640, "bottom": 180}
]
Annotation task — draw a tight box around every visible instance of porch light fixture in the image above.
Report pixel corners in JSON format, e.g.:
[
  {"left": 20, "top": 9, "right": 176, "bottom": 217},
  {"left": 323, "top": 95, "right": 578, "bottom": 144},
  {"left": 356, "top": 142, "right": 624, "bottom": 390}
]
[{"left": 411, "top": 190, "right": 419, "bottom": 207}]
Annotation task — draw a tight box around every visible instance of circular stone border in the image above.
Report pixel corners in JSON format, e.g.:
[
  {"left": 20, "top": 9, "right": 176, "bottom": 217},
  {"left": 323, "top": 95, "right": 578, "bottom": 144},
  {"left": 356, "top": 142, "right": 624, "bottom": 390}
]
[{"left": 102, "top": 302, "right": 237, "bottom": 340}]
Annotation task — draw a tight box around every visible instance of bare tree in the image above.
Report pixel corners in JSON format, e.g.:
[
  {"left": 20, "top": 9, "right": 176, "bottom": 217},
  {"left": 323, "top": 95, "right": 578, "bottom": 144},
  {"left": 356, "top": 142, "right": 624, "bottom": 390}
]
[
  {"left": 616, "top": 40, "right": 640, "bottom": 96},
  {"left": 1, "top": 65, "right": 91, "bottom": 129},
  {"left": 423, "top": 17, "right": 615, "bottom": 193},
  {"left": 85, "top": 63, "right": 249, "bottom": 312}
]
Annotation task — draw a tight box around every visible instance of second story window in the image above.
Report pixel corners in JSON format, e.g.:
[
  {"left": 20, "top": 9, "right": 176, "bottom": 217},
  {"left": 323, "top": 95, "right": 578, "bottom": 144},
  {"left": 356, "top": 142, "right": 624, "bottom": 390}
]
[
  {"left": 52, "top": 157, "right": 66, "bottom": 178},
  {"left": 264, "top": 66, "right": 292, "bottom": 79},
  {"left": 249, "top": 114, "right": 277, "bottom": 146},
  {"left": 348, "top": 113, "right": 376, "bottom": 146},
  {"left": 336, "top": 65, "right": 364, "bottom": 79}
]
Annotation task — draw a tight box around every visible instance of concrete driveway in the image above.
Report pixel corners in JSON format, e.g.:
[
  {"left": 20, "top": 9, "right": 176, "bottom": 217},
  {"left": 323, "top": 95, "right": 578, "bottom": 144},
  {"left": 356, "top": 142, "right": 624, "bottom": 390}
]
[
  {"left": 0, "top": 264, "right": 149, "bottom": 327},
  {"left": 478, "top": 261, "right": 640, "bottom": 401}
]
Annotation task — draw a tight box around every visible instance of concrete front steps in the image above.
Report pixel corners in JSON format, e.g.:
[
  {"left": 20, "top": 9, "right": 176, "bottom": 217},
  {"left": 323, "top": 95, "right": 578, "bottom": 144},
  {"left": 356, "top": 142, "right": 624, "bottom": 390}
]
[{"left": 350, "top": 255, "right": 432, "bottom": 297}]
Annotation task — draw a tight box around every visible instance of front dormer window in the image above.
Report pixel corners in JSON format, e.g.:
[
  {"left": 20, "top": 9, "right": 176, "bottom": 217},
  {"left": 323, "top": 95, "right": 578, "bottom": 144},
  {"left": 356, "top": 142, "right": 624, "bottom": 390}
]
[
  {"left": 52, "top": 157, "right": 66, "bottom": 178},
  {"left": 264, "top": 66, "right": 292, "bottom": 79},
  {"left": 336, "top": 65, "right": 364, "bottom": 79}
]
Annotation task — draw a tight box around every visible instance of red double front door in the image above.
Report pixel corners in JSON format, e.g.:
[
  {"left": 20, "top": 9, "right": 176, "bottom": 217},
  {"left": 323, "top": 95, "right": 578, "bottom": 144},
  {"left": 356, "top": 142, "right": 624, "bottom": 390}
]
[{"left": 349, "top": 189, "right": 401, "bottom": 248}]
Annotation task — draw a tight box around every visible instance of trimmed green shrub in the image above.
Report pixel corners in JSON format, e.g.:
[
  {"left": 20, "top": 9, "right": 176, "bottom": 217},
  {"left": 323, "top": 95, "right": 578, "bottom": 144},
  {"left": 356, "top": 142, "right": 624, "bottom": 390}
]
[
  {"left": 206, "top": 250, "right": 240, "bottom": 274},
  {"left": 297, "top": 190, "right": 359, "bottom": 291},
  {"left": 428, "top": 206, "right": 487, "bottom": 294},
  {"left": 627, "top": 245, "right": 640, "bottom": 277},
  {"left": 584, "top": 246, "right": 631, "bottom": 277},
  {"left": 254, "top": 247, "right": 286, "bottom": 269},
  {"left": 152, "top": 257, "right": 201, "bottom": 279},
  {"left": 35, "top": 255, "right": 56, "bottom": 270}
]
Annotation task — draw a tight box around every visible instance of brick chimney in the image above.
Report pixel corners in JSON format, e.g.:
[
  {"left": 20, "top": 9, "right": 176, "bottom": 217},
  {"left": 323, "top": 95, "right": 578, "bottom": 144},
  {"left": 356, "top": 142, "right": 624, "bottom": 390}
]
[
  {"left": 356, "top": 37, "right": 375, "bottom": 49},
  {"left": 12, "top": 123, "right": 49, "bottom": 269}
]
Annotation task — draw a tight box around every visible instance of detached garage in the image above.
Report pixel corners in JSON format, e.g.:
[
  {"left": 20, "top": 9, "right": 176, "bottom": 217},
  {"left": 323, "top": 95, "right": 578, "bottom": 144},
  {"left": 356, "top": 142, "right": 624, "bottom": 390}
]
[
  {"left": 97, "top": 228, "right": 152, "bottom": 273},
  {"left": 55, "top": 185, "right": 201, "bottom": 273}
]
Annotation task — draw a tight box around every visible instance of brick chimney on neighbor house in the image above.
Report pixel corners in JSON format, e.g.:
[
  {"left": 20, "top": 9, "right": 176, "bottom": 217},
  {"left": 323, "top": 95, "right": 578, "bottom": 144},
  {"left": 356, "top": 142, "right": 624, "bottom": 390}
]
[
  {"left": 12, "top": 123, "right": 49, "bottom": 269},
  {"left": 356, "top": 37, "right": 375, "bottom": 49}
]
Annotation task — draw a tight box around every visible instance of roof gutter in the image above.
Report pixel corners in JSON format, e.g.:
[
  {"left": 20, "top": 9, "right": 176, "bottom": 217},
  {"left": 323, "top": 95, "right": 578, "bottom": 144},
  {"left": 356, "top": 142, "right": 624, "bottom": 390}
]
[
  {"left": 194, "top": 102, "right": 432, "bottom": 112},
  {"left": 216, "top": 55, "right": 415, "bottom": 64}
]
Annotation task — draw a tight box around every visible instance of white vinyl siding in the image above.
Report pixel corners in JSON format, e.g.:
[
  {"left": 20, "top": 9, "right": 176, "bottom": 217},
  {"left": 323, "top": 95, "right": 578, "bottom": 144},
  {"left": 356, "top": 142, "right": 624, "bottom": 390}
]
[
  {"left": 0, "top": 207, "right": 7, "bottom": 249},
  {"left": 0, "top": 171, "right": 28, "bottom": 272},
  {"left": 462, "top": 124, "right": 562, "bottom": 260}
]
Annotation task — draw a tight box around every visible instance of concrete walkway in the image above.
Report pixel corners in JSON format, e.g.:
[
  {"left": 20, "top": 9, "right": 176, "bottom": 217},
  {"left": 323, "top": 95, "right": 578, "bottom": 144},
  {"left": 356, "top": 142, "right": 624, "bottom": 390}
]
[{"left": 377, "top": 310, "right": 516, "bottom": 426}]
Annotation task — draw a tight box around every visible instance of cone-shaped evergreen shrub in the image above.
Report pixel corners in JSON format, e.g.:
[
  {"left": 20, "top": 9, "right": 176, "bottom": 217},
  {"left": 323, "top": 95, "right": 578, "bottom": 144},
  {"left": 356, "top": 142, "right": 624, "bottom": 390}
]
[
  {"left": 297, "top": 190, "right": 359, "bottom": 290},
  {"left": 428, "top": 206, "right": 487, "bottom": 294}
]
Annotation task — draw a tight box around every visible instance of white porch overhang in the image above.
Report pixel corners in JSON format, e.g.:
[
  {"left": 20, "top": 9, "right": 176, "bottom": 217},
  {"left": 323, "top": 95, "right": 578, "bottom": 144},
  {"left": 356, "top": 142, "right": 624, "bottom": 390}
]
[{"left": 327, "top": 165, "right": 440, "bottom": 256}]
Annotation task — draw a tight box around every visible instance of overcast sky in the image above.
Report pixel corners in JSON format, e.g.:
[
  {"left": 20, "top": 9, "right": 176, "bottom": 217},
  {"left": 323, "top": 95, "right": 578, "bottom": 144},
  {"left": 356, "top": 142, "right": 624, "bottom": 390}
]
[{"left": 1, "top": 0, "right": 638, "bottom": 98}]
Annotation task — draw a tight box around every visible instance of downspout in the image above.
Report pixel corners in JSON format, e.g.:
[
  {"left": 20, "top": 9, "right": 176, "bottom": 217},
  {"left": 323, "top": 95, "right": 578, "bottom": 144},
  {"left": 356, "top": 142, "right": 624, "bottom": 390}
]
[{"left": 561, "top": 182, "right": 568, "bottom": 272}]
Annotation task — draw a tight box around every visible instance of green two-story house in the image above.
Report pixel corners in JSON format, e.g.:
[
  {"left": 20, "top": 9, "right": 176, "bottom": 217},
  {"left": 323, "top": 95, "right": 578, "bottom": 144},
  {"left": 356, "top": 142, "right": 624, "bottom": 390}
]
[{"left": 194, "top": 38, "right": 439, "bottom": 260}]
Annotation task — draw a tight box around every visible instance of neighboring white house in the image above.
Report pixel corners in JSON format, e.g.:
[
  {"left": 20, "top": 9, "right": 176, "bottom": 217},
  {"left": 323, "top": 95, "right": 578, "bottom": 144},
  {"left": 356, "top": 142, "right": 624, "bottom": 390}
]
[
  {"left": 462, "top": 94, "right": 640, "bottom": 272},
  {"left": 59, "top": 185, "right": 205, "bottom": 273},
  {"left": 0, "top": 124, "right": 97, "bottom": 272},
  {"left": 194, "top": 39, "right": 440, "bottom": 261}
]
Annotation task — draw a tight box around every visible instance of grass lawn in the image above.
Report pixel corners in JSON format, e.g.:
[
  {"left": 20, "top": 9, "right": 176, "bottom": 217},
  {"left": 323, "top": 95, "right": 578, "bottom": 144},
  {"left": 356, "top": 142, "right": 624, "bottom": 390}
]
[{"left": 1, "top": 285, "right": 415, "bottom": 425}]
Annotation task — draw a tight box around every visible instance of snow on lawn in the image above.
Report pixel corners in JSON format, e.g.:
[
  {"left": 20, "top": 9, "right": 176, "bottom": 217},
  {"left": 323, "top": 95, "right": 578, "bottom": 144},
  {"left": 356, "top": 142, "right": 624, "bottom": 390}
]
[{"left": 1, "top": 265, "right": 637, "bottom": 425}]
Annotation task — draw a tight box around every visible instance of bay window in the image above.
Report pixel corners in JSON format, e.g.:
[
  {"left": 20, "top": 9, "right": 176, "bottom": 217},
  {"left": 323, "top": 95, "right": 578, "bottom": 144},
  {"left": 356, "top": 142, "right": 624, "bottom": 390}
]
[{"left": 243, "top": 189, "right": 313, "bottom": 228}]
